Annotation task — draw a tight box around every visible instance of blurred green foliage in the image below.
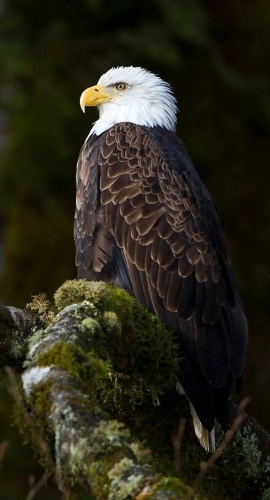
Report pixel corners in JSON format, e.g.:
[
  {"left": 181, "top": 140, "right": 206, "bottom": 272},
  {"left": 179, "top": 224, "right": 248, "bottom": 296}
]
[{"left": 0, "top": 0, "right": 270, "bottom": 498}]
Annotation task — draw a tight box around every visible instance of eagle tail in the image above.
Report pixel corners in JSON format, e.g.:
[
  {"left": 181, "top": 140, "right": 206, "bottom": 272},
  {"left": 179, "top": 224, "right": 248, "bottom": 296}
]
[
  {"left": 190, "top": 403, "right": 215, "bottom": 452},
  {"left": 176, "top": 379, "right": 215, "bottom": 452}
]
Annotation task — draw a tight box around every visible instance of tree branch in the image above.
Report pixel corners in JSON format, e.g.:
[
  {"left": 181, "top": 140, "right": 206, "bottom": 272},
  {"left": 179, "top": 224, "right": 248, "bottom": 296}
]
[
  {"left": 0, "top": 304, "right": 42, "bottom": 370},
  {"left": 2, "top": 280, "right": 270, "bottom": 499},
  {"left": 19, "top": 285, "right": 188, "bottom": 499}
]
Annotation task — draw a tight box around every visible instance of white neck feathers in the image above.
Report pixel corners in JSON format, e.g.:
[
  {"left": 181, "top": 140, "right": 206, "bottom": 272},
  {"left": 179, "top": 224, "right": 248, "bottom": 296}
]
[{"left": 87, "top": 66, "right": 178, "bottom": 137}]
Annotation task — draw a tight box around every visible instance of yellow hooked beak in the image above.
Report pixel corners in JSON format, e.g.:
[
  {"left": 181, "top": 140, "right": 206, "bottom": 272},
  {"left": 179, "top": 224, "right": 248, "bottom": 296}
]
[{"left": 80, "top": 85, "right": 113, "bottom": 112}]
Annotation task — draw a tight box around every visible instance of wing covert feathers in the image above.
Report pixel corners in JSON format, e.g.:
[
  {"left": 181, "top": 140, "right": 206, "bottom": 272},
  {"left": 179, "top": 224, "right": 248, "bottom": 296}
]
[{"left": 75, "top": 122, "right": 247, "bottom": 433}]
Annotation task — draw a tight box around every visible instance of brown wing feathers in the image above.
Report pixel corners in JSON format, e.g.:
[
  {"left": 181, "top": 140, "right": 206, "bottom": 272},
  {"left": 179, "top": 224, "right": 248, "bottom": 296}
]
[
  {"left": 100, "top": 125, "right": 223, "bottom": 325},
  {"left": 75, "top": 122, "right": 247, "bottom": 430}
]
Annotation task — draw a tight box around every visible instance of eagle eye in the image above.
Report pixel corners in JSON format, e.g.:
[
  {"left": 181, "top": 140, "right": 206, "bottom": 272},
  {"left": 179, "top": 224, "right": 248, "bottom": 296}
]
[{"left": 116, "top": 82, "right": 127, "bottom": 91}]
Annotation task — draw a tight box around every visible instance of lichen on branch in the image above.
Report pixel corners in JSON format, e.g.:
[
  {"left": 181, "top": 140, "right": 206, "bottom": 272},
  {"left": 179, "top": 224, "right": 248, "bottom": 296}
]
[
  {"left": 6, "top": 279, "right": 270, "bottom": 499},
  {"left": 20, "top": 280, "right": 187, "bottom": 499}
]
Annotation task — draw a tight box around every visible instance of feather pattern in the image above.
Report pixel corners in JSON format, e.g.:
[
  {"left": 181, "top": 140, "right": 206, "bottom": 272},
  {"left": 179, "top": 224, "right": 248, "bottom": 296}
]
[{"left": 74, "top": 122, "right": 247, "bottom": 432}]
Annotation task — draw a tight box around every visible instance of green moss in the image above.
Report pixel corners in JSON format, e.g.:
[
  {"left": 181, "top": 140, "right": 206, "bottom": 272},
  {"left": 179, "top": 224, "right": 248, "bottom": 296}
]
[
  {"left": 54, "top": 280, "right": 180, "bottom": 386},
  {"left": 14, "top": 380, "right": 56, "bottom": 474},
  {"left": 54, "top": 280, "right": 110, "bottom": 313},
  {"left": 102, "top": 311, "right": 122, "bottom": 336},
  {"left": 70, "top": 299, "right": 100, "bottom": 321},
  {"left": 81, "top": 317, "right": 102, "bottom": 334},
  {"left": 23, "top": 281, "right": 202, "bottom": 496},
  {"left": 53, "top": 280, "right": 180, "bottom": 414},
  {"left": 28, "top": 381, "right": 54, "bottom": 434},
  {"left": 104, "top": 284, "right": 135, "bottom": 321},
  {"left": 37, "top": 341, "right": 110, "bottom": 393},
  {"left": 15, "top": 279, "right": 270, "bottom": 499}
]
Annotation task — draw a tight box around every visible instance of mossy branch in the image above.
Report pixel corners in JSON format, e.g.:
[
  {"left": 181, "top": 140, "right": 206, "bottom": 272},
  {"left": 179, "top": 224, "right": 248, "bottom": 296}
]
[
  {"left": 3, "top": 280, "right": 270, "bottom": 499},
  {"left": 20, "top": 282, "right": 187, "bottom": 500}
]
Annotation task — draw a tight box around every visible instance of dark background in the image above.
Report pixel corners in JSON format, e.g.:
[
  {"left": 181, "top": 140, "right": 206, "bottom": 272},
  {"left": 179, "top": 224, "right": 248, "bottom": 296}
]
[{"left": 0, "top": 0, "right": 269, "bottom": 498}]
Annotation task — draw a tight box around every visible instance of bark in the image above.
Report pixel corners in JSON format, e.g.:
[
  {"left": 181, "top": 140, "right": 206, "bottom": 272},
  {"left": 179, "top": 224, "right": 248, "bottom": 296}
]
[
  {"left": 2, "top": 280, "right": 270, "bottom": 499},
  {"left": 0, "top": 303, "right": 43, "bottom": 370}
]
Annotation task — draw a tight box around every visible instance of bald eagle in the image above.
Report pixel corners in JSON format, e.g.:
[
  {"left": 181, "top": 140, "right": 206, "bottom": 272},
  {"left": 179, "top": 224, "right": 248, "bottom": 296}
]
[{"left": 75, "top": 66, "right": 247, "bottom": 450}]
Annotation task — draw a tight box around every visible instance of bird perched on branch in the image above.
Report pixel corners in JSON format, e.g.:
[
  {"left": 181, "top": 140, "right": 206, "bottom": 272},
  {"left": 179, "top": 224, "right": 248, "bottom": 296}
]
[{"left": 75, "top": 66, "right": 247, "bottom": 451}]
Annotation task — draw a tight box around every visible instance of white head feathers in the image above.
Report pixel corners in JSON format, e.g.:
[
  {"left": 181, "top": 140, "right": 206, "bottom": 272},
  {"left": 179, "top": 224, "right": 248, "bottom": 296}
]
[{"left": 88, "top": 66, "right": 178, "bottom": 137}]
